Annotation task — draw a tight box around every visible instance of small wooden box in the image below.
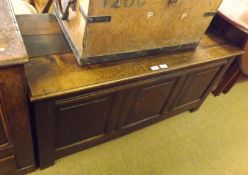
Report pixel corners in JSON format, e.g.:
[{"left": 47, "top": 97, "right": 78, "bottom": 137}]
[{"left": 55, "top": 0, "right": 223, "bottom": 65}]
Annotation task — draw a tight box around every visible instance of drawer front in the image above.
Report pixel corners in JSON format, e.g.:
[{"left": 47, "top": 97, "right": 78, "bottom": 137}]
[
  {"left": 54, "top": 94, "right": 115, "bottom": 148},
  {"left": 0, "top": 155, "right": 17, "bottom": 175}
]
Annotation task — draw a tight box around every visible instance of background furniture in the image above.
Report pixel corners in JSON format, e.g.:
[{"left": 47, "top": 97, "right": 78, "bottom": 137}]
[
  {"left": 10, "top": 0, "right": 37, "bottom": 14},
  {"left": 0, "top": 0, "right": 35, "bottom": 175},
  {"left": 211, "top": 0, "right": 248, "bottom": 95},
  {"left": 16, "top": 14, "right": 243, "bottom": 169},
  {"left": 29, "top": 0, "right": 53, "bottom": 13}
]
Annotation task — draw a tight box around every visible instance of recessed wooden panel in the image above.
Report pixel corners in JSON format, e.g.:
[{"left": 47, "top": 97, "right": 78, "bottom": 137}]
[
  {"left": 124, "top": 79, "right": 176, "bottom": 127},
  {"left": 54, "top": 95, "right": 114, "bottom": 148},
  {"left": 178, "top": 67, "right": 221, "bottom": 106},
  {"left": 0, "top": 155, "right": 17, "bottom": 175},
  {"left": 0, "top": 109, "right": 8, "bottom": 146},
  {"left": 0, "top": 92, "right": 10, "bottom": 148}
]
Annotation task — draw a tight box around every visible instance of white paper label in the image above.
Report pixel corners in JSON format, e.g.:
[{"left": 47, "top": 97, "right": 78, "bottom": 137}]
[
  {"left": 159, "top": 64, "right": 169, "bottom": 69},
  {"left": 151, "top": 66, "right": 160, "bottom": 71}
]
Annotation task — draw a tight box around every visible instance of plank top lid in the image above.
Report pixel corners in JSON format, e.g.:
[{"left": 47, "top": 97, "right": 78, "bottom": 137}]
[
  {"left": 25, "top": 33, "right": 244, "bottom": 102},
  {"left": 218, "top": 0, "right": 248, "bottom": 33},
  {"left": 0, "top": 0, "right": 29, "bottom": 68}
]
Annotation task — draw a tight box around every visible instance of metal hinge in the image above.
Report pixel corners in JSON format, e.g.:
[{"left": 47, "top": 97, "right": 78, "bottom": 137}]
[
  {"left": 80, "top": 6, "right": 111, "bottom": 23},
  {"left": 204, "top": 12, "right": 217, "bottom": 17}
]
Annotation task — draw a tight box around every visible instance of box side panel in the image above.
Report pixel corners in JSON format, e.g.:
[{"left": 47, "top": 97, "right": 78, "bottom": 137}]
[{"left": 55, "top": 0, "right": 90, "bottom": 60}]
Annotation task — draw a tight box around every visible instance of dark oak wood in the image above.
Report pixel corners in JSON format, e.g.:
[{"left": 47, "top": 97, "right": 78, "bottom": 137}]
[
  {"left": 0, "top": 1, "right": 36, "bottom": 174},
  {"left": 21, "top": 14, "right": 243, "bottom": 169},
  {"left": 212, "top": 55, "right": 243, "bottom": 95},
  {"left": 24, "top": 33, "right": 243, "bottom": 102},
  {"left": 0, "top": 156, "right": 17, "bottom": 175},
  {"left": 0, "top": 66, "right": 36, "bottom": 175},
  {"left": 55, "top": 95, "right": 114, "bottom": 148},
  {"left": 124, "top": 79, "right": 176, "bottom": 127},
  {"left": 29, "top": 55, "right": 235, "bottom": 169}
]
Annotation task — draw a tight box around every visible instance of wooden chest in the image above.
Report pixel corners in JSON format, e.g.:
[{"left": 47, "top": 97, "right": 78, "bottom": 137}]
[
  {"left": 17, "top": 14, "right": 243, "bottom": 169},
  {"left": 55, "top": 0, "right": 223, "bottom": 65}
]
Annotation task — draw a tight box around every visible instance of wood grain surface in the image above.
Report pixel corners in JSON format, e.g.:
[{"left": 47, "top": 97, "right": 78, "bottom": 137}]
[
  {"left": 21, "top": 14, "right": 244, "bottom": 169},
  {"left": 0, "top": 65, "right": 36, "bottom": 174},
  {"left": 0, "top": 0, "right": 28, "bottom": 68},
  {"left": 25, "top": 33, "right": 243, "bottom": 102}
]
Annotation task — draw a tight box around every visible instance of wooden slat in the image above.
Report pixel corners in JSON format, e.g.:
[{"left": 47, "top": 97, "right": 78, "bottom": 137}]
[
  {"left": 16, "top": 14, "right": 71, "bottom": 58},
  {"left": 0, "top": 0, "right": 28, "bottom": 67},
  {"left": 23, "top": 35, "right": 71, "bottom": 58},
  {"left": 16, "top": 14, "right": 62, "bottom": 36}
]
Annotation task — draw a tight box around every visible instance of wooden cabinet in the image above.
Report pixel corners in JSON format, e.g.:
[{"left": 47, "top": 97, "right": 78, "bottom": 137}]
[
  {"left": 0, "top": 91, "right": 17, "bottom": 175},
  {"left": 0, "top": 66, "right": 35, "bottom": 175},
  {"left": 0, "top": 0, "right": 35, "bottom": 174}
]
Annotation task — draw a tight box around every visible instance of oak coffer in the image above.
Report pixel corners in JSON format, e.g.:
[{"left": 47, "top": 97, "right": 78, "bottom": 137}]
[{"left": 55, "top": 0, "right": 223, "bottom": 65}]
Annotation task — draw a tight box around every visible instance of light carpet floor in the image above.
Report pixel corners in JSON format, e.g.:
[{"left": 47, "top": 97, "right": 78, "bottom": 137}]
[{"left": 29, "top": 81, "right": 248, "bottom": 175}]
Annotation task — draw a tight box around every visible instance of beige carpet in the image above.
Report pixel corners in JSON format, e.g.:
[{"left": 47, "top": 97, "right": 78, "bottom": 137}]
[{"left": 29, "top": 81, "right": 248, "bottom": 175}]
